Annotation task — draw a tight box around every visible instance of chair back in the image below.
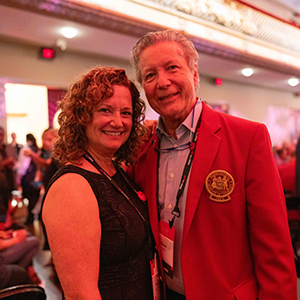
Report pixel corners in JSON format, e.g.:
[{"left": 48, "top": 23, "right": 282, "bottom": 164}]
[{"left": 0, "top": 284, "right": 46, "bottom": 300}]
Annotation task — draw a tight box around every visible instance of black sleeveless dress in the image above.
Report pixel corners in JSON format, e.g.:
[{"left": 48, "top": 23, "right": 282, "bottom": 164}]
[{"left": 42, "top": 165, "right": 153, "bottom": 300}]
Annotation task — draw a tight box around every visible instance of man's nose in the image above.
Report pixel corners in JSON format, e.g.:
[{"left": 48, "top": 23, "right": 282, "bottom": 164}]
[{"left": 157, "top": 72, "right": 171, "bottom": 89}]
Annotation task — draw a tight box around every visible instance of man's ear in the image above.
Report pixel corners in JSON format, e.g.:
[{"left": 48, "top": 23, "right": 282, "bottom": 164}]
[{"left": 193, "top": 64, "right": 199, "bottom": 88}]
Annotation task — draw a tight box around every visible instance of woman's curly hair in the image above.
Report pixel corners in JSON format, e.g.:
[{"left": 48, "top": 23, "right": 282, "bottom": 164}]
[{"left": 52, "top": 67, "right": 147, "bottom": 166}]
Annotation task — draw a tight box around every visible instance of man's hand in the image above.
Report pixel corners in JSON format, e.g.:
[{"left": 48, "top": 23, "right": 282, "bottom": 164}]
[{"left": 143, "top": 119, "right": 158, "bottom": 141}]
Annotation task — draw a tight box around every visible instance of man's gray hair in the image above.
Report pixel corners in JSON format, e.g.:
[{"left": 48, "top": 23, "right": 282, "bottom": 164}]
[{"left": 131, "top": 29, "right": 199, "bottom": 84}]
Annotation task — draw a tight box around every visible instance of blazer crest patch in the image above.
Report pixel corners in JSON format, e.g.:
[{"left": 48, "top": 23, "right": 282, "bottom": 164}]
[{"left": 205, "top": 170, "right": 235, "bottom": 202}]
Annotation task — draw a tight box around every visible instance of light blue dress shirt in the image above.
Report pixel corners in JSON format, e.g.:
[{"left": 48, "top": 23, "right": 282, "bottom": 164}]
[{"left": 156, "top": 99, "right": 202, "bottom": 295}]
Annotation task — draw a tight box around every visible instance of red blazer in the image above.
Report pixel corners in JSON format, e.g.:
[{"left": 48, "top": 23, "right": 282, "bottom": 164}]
[{"left": 131, "top": 102, "right": 297, "bottom": 300}]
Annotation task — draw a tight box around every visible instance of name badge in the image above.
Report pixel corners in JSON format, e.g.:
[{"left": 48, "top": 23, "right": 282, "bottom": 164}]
[{"left": 159, "top": 221, "right": 175, "bottom": 279}]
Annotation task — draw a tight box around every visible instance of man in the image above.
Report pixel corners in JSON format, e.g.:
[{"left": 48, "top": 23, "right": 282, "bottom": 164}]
[
  {"left": 130, "top": 29, "right": 297, "bottom": 299},
  {"left": 9, "top": 132, "right": 23, "bottom": 161}
]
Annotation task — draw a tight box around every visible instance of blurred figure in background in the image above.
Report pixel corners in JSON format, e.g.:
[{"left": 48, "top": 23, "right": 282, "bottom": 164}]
[
  {"left": 9, "top": 132, "right": 23, "bottom": 162},
  {"left": 29, "top": 127, "right": 57, "bottom": 190},
  {"left": 274, "top": 141, "right": 296, "bottom": 166},
  {"left": 18, "top": 134, "right": 39, "bottom": 225},
  {"left": 278, "top": 157, "right": 296, "bottom": 195},
  {"left": 0, "top": 253, "right": 34, "bottom": 290},
  {"left": 0, "top": 225, "right": 41, "bottom": 285},
  {"left": 0, "top": 126, "right": 16, "bottom": 193},
  {"left": 16, "top": 129, "right": 57, "bottom": 225},
  {"left": 0, "top": 171, "right": 41, "bottom": 285},
  {"left": 23, "top": 128, "right": 57, "bottom": 222}
]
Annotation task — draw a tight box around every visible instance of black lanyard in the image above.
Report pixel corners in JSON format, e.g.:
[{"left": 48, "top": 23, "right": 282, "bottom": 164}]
[
  {"left": 83, "top": 152, "right": 146, "bottom": 223},
  {"left": 156, "top": 111, "right": 202, "bottom": 229}
]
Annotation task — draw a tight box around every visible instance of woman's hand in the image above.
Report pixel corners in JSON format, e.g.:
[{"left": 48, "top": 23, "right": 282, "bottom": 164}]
[
  {"left": 23, "top": 148, "right": 33, "bottom": 157},
  {"left": 0, "top": 229, "right": 27, "bottom": 250},
  {"left": 0, "top": 230, "right": 13, "bottom": 239},
  {"left": 12, "top": 229, "right": 27, "bottom": 243}
]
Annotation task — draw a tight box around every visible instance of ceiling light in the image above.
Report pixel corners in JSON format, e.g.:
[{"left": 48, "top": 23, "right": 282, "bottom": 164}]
[
  {"left": 281, "top": 54, "right": 290, "bottom": 63},
  {"left": 61, "top": 27, "right": 78, "bottom": 39},
  {"left": 56, "top": 39, "right": 67, "bottom": 51},
  {"left": 241, "top": 68, "right": 254, "bottom": 77},
  {"left": 288, "top": 78, "right": 299, "bottom": 87}
]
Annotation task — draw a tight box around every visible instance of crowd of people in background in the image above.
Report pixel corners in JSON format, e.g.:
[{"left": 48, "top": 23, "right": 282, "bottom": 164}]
[
  {"left": 273, "top": 140, "right": 296, "bottom": 166},
  {"left": 274, "top": 140, "right": 298, "bottom": 195},
  {"left": 0, "top": 126, "right": 57, "bottom": 290}
]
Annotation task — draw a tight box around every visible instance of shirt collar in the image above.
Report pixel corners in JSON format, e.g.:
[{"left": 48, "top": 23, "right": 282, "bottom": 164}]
[{"left": 156, "top": 98, "right": 202, "bottom": 139}]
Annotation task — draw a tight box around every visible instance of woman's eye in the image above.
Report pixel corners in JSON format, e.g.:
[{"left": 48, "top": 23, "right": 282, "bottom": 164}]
[{"left": 99, "top": 108, "right": 109, "bottom": 113}]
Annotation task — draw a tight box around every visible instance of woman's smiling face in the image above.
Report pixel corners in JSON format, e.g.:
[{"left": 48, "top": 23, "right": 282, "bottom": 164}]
[{"left": 86, "top": 85, "right": 133, "bottom": 157}]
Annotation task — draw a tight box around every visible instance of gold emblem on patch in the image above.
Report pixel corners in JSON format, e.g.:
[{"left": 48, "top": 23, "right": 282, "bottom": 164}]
[{"left": 205, "top": 170, "right": 234, "bottom": 202}]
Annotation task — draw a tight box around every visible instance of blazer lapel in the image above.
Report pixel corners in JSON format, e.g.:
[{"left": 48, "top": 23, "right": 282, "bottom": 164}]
[{"left": 183, "top": 103, "right": 222, "bottom": 242}]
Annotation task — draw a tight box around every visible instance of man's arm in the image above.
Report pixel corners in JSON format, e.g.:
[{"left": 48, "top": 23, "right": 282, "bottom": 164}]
[{"left": 246, "top": 124, "right": 297, "bottom": 299}]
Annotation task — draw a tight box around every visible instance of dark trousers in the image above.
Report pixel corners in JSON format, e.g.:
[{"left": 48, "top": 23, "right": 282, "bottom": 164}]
[{"left": 166, "top": 286, "right": 186, "bottom": 300}]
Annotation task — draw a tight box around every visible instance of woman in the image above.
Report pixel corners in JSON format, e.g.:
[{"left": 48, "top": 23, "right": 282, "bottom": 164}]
[{"left": 42, "top": 67, "right": 154, "bottom": 300}]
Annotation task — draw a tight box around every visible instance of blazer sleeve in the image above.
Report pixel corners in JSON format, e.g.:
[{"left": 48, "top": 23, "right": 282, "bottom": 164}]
[{"left": 245, "top": 124, "right": 297, "bottom": 299}]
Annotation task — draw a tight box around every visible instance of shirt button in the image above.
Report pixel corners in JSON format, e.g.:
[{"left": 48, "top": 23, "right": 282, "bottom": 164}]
[
  {"left": 170, "top": 173, "right": 174, "bottom": 178},
  {"left": 167, "top": 204, "right": 173, "bottom": 210}
]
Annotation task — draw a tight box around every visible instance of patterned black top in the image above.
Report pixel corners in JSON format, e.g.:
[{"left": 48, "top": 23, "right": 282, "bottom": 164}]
[{"left": 42, "top": 165, "right": 153, "bottom": 300}]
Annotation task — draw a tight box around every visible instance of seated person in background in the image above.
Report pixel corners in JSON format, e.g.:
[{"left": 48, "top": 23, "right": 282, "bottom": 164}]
[
  {"left": 42, "top": 67, "right": 154, "bottom": 300},
  {"left": 0, "top": 264, "right": 33, "bottom": 290},
  {"left": 0, "top": 177, "right": 31, "bottom": 290},
  {"left": 0, "top": 223, "right": 41, "bottom": 285},
  {"left": 0, "top": 167, "right": 41, "bottom": 285},
  {"left": 0, "top": 243, "right": 34, "bottom": 290}
]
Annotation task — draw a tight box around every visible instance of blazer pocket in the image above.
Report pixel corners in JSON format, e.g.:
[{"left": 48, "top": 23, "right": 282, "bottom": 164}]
[{"left": 233, "top": 275, "right": 258, "bottom": 300}]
